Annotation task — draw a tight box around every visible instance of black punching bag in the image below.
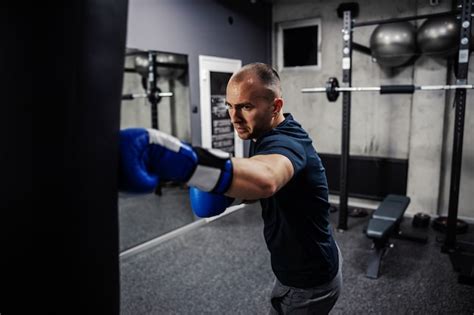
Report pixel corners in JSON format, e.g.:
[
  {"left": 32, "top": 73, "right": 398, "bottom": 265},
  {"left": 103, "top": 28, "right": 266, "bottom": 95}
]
[
  {"left": 42, "top": 0, "right": 128, "bottom": 314},
  {"left": 4, "top": 0, "right": 127, "bottom": 313}
]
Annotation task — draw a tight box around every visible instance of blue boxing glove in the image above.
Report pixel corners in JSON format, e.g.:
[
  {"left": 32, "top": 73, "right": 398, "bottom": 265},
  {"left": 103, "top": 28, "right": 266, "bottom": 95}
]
[
  {"left": 189, "top": 187, "right": 236, "bottom": 218},
  {"left": 119, "top": 128, "right": 233, "bottom": 193}
]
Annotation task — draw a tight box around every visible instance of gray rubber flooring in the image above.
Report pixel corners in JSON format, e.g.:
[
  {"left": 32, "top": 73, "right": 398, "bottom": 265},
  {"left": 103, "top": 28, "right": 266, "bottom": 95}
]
[{"left": 120, "top": 201, "right": 474, "bottom": 314}]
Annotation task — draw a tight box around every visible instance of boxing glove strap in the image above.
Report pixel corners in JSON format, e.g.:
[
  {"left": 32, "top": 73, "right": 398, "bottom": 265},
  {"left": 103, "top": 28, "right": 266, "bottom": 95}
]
[
  {"left": 147, "top": 128, "right": 182, "bottom": 152},
  {"left": 187, "top": 147, "right": 233, "bottom": 194}
]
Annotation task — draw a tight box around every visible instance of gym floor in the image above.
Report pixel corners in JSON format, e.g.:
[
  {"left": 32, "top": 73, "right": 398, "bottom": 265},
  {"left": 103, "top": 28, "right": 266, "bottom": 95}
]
[{"left": 120, "top": 189, "right": 474, "bottom": 314}]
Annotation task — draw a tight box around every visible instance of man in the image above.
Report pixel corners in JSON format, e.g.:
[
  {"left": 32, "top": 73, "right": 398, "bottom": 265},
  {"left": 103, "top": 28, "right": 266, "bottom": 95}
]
[
  {"left": 119, "top": 63, "right": 342, "bottom": 314},
  {"left": 225, "top": 63, "right": 342, "bottom": 314}
]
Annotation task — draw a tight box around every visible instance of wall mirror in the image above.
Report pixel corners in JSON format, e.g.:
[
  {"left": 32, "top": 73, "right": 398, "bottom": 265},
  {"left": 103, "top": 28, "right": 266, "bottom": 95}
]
[{"left": 118, "top": 48, "right": 194, "bottom": 252}]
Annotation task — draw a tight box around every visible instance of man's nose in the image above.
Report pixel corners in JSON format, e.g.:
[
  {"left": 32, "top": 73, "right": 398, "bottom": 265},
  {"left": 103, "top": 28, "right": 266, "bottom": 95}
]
[{"left": 228, "top": 108, "right": 242, "bottom": 123}]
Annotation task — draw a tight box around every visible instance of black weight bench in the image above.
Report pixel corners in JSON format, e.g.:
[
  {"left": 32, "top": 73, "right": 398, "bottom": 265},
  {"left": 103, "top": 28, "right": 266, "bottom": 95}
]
[{"left": 365, "top": 194, "right": 427, "bottom": 279}]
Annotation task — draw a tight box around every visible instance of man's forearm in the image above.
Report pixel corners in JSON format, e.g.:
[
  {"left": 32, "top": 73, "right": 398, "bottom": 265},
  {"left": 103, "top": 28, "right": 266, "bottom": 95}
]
[{"left": 225, "top": 154, "right": 293, "bottom": 200}]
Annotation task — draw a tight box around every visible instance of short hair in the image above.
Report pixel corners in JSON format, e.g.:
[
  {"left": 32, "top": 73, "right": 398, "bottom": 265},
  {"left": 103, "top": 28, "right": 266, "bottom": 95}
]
[{"left": 231, "top": 62, "right": 282, "bottom": 98}]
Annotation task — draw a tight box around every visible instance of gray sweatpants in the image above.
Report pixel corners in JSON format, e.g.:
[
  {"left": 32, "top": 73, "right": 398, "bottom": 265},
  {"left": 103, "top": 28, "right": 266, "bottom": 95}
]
[{"left": 268, "top": 245, "right": 343, "bottom": 315}]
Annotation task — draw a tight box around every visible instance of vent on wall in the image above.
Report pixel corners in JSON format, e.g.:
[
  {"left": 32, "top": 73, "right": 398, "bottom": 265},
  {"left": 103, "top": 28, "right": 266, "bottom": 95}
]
[{"left": 319, "top": 153, "right": 409, "bottom": 201}]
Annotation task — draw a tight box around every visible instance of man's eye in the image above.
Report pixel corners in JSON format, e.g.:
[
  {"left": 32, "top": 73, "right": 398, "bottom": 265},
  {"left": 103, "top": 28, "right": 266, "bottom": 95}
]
[{"left": 243, "top": 105, "right": 252, "bottom": 111}]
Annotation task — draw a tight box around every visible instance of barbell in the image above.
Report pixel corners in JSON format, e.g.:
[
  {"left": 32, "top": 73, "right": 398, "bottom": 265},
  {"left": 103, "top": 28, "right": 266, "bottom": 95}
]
[
  {"left": 122, "top": 92, "right": 173, "bottom": 100},
  {"left": 302, "top": 77, "right": 474, "bottom": 102}
]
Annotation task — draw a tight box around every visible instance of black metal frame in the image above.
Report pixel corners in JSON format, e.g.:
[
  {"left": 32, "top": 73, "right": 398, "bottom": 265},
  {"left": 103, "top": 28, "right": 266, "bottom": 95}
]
[
  {"left": 442, "top": 0, "right": 474, "bottom": 285},
  {"left": 337, "top": 10, "right": 353, "bottom": 230},
  {"left": 338, "top": 0, "right": 473, "bottom": 284},
  {"left": 353, "top": 10, "right": 458, "bottom": 27},
  {"left": 337, "top": 3, "right": 472, "bottom": 232},
  {"left": 145, "top": 52, "right": 160, "bottom": 130},
  {"left": 444, "top": 0, "right": 472, "bottom": 251}
]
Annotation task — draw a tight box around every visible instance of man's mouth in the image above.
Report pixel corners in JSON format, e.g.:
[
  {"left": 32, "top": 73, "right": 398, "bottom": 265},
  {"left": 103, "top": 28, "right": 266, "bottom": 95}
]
[{"left": 234, "top": 125, "right": 247, "bottom": 132}]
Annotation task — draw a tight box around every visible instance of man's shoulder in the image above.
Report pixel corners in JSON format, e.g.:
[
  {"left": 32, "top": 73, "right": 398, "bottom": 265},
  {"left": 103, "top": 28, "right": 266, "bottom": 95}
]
[
  {"left": 279, "top": 113, "right": 307, "bottom": 131},
  {"left": 258, "top": 131, "right": 295, "bottom": 145},
  {"left": 255, "top": 132, "right": 307, "bottom": 158}
]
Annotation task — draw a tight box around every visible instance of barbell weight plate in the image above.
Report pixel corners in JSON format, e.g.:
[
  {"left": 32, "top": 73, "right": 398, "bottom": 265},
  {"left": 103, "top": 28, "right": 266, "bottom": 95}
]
[{"left": 326, "top": 77, "right": 340, "bottom": 102}]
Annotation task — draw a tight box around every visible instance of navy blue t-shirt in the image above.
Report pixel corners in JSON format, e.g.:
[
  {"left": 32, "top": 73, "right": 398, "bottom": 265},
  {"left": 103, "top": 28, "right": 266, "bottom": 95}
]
[{"left": 249, "top": 113, "right": 339, "bottom": 288}]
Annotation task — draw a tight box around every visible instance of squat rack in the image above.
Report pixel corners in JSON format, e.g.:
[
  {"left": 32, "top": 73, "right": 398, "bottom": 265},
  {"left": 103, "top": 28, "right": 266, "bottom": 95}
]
[
  {"left": 122, "top": 50, "right": 177, "bottom": 130},
  {"left": 303, "top": 1, "right": 472, "bottom": 283},
  {"left": 321, "top": 1, "right": 472, "bottom": 231}
]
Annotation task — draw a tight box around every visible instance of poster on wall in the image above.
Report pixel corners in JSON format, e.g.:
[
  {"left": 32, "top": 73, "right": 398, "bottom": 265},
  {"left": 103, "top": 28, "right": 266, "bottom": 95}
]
[{"left": 210, "top": 72, "right": 234, "bottom": 154}]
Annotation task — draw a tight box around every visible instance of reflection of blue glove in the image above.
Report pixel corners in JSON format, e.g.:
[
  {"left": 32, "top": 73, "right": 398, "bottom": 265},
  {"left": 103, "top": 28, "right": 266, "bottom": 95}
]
[
  {"left": 189, "top": 187, "right": 235, "bottom": 218},
  {"left": 119, "top": 128, "right": 233, "bottom": 193}
]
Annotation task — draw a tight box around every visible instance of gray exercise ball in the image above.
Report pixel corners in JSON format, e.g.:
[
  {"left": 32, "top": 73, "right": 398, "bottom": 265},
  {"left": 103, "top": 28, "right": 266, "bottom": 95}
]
[
  {"left": 417, "top": 15, "right": 460, "bottom": 58},
  {"left": 370, "top": 22, "right": 417, "bottom": 67}
]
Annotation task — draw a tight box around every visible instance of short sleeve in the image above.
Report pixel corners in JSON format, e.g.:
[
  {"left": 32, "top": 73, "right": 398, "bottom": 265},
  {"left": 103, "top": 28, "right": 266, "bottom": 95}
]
[{"left": 255, "top": 134, "right": 306, "bottom": 174}]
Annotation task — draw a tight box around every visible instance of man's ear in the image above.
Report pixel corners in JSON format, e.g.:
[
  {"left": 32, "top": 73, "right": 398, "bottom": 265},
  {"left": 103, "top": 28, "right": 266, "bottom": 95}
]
[{"left": 273, "top": 98, "right": 283, "bottom": 115}]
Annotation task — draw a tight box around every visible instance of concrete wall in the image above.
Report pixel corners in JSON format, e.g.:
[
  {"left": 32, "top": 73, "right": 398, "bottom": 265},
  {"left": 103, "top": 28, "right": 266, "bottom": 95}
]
[
  {"left": 125, "top": 0, "right": 272, "bottom": 147},
  {"left": 272, "top": 0, "right": 473, "bottom": 219}
]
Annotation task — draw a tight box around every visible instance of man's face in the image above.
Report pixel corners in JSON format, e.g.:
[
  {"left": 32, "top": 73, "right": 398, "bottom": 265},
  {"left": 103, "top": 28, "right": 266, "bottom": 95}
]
[{"left": 225, "top": 74, "right": 275, "bottom": 140}]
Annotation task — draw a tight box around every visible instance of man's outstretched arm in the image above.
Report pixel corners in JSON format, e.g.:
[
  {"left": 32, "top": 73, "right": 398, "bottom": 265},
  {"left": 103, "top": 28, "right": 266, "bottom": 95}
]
[
  {"left": 118, "top": 128, "right": 294, "bottom": 216},
  {"left": 226, "top": 154, "right": 294, "bottom": 200}
]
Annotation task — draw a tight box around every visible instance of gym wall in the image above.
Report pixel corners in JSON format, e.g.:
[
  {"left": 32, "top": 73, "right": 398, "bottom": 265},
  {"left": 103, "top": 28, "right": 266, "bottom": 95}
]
[
  {"left": 272, "top": 0, "right": 473, "bottom": 219},
  {"left": 126, "top": 0, "right": 272, "bottom": 148}
]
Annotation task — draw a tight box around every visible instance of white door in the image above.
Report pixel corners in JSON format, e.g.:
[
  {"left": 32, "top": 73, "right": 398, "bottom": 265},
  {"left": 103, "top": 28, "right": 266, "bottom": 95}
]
[{"left": 199, "top": 55, "right": 243, "bottom": 157}]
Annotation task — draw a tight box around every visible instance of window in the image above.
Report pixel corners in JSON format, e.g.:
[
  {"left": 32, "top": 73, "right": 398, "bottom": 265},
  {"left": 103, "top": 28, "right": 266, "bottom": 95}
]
[{"left": 276, "top": 18, "right": 321, "bottom": 70}]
